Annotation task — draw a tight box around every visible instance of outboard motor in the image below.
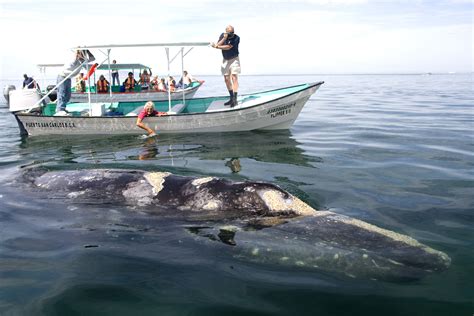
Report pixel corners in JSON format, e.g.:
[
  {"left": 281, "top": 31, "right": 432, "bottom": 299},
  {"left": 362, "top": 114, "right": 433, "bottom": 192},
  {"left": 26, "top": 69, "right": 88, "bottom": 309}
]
[
  {"left": 8, "top": 88, "right": 42, "bottom": 113},
  {"left": 3, "top": 85, "right": 16, "bottom": 104},
  {"left": 46, "top": 85, "right": 57, "bottom": 102}
]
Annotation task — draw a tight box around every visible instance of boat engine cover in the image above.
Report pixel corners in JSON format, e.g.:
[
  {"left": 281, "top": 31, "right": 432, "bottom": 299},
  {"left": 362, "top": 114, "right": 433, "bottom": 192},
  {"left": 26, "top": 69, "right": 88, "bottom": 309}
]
[{"left": 9, "top": 89, "right": 41, "bottom": 112}]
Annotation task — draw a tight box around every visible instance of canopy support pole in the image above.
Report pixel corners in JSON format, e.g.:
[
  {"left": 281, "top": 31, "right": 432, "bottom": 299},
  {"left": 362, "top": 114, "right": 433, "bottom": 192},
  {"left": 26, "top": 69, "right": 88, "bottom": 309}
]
[
  {"left": 87, "top": 63, "right": 91, "bottom": 114},
  {"left": 40, "top": 66, "right": 46, "bottom": 94},
  {"left": 166, "top": 47, "right": 171, "bottom": 112},
  {"left": 183, "top": 47, "right": 193, "bottom": 58},
  {"left": 181, "top": 47, "right": 185, "bottom": 106},
  {"left": 107, "top": 49, "right": 112, "bottom": 99}
]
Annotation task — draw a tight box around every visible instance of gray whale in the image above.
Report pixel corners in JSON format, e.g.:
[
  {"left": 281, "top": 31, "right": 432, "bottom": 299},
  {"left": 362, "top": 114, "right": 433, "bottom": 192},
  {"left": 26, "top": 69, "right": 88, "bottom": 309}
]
[{"left": 27, "top": 168, "right": 450, "bottom": 281}]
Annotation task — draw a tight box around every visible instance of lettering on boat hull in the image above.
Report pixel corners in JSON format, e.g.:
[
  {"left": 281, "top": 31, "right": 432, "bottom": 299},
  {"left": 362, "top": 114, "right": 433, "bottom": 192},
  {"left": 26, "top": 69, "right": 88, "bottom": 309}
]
[
  {"left": 267, "top": 102, "right": 296, "bottom": 118},
  {"left": 24, "top": 121, "right": 77, "bottom": 128}
]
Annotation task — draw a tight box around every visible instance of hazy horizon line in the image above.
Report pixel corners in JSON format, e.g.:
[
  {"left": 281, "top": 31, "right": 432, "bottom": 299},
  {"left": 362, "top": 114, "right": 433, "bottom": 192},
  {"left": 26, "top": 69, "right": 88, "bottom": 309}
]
[{"left": 1, "top": 72, "right": 471, "bottom": 82}]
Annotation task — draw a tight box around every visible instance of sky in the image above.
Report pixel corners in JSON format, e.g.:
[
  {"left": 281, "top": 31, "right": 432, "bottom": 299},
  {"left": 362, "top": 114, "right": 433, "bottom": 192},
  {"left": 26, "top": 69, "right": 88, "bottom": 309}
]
[{"left": 0, "top": 0, "right": 472, "bottom": 79}]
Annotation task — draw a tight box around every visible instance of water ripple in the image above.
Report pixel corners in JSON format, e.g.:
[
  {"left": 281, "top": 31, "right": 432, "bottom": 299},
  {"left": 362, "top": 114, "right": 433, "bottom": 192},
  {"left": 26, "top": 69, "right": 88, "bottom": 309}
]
[{"left": 0, "top": 74, "right": 473, "bottom": 314}]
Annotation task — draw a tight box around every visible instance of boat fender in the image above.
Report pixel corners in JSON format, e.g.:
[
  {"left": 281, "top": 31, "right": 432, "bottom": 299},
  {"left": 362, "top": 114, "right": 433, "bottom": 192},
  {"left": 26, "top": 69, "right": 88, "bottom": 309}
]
[
  {"left": 3, "top": 85, "right": 16, "bottom": 104},
  {"left": 84, "top": 63, "right": 98, "bottom": 80}
]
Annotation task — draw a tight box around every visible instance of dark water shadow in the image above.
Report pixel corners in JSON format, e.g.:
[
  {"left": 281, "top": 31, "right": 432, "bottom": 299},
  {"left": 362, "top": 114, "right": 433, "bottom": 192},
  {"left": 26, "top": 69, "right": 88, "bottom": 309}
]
[{"left": 17, "top": 130, "right": 321, "bottom": 172}]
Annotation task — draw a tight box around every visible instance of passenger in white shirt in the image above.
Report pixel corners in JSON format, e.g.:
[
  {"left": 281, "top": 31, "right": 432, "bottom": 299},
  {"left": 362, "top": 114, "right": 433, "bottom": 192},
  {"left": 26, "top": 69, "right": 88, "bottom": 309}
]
[{"left": 177, "top": 70, "right": 197, "bottom": 89}]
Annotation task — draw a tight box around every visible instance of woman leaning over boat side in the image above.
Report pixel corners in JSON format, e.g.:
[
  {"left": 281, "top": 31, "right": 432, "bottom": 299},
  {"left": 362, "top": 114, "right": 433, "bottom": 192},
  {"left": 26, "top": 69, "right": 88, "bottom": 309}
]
[{"left": 136, "top": 101, "right": 168, "bottom": 136}]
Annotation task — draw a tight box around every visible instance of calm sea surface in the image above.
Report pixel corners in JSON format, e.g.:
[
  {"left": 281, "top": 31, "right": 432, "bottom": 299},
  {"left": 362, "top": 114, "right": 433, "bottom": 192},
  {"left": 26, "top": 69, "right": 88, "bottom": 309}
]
[{"left": 0, "top": 74, "right": 472, "bottom": 315}]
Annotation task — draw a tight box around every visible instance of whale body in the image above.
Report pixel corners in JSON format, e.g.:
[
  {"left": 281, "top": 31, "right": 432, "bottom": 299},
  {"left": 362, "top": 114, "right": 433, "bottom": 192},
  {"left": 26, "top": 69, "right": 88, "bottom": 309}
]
[{"left": 26, "top": 168, "right": 450, "bottom": 281}]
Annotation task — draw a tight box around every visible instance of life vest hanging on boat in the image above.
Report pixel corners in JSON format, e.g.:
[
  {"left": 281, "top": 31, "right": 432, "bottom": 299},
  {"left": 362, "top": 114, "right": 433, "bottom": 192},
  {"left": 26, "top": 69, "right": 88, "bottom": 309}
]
[{"left": 84, "top": 63, "right": 98, "bottom": 80}]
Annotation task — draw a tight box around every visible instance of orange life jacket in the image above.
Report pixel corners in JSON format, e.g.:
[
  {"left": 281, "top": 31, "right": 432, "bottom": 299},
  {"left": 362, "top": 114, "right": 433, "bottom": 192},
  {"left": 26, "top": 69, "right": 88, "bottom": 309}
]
[
  {"left": 97, "top": 79, "right": 109, "bottom": 93},
  {"left": 125, "top": 77, "right": 135, "bottom": 90},
  {"left": 169, "top": 80, "right": 176, "bottom": 92}
]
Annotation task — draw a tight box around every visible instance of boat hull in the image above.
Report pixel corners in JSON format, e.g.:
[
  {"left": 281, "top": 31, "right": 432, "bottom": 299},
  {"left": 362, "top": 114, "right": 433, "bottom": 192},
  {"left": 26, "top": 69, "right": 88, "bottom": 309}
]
[{"left": 15, "top": 83, "right": 322, "bottom": 136}]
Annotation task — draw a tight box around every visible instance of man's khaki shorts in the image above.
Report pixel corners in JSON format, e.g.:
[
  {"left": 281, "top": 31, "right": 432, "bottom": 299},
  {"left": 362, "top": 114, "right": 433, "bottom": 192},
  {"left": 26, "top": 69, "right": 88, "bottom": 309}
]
[{"left": 221, "top": 57, "right": 241, "bottom": 76}]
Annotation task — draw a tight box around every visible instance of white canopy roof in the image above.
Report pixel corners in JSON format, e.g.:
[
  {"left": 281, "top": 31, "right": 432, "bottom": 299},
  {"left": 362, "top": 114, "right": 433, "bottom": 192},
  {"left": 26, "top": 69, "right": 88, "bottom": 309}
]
[{"left": 74, "top": 42, "right": 211, "bottom": 50}]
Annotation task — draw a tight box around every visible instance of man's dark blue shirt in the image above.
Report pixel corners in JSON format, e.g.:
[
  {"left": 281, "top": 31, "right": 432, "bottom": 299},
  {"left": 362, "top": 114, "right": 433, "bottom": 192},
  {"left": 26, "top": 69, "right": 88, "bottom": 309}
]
[
  {"left": 219, "top": 33, "right": 240, "bottom": 60},
  {"left": 23, "top": 77, "right": 34, "bottom": 89}
]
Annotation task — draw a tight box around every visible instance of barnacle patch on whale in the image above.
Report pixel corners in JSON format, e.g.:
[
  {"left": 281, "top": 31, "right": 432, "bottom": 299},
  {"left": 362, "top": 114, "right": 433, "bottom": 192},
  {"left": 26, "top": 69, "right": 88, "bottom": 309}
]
[
  {"left": 144, "top": 172, "right": 171, "bottom": 195},
  {"left": 258, "top": 189, "right": 316, "bottom": 216},
  {"left": 192, "top": 177, "right": 215, "bottom": 187}
]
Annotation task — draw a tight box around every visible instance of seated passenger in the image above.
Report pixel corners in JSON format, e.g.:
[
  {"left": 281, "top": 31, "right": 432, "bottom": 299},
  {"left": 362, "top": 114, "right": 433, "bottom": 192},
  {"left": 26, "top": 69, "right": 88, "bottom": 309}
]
[
  {"left": 136, "top": 101, "right": 168, "bottom": 136},
  {"left": 123, "top": 72, "right": 137, "bottom": 91},
  {"left": 97, "top": 75, "right": 110, "bottom": 93},
  {"left": 151, "top": 76, "right": 159, "bottom": 90},
  {"left": 75, "top": 73, "right": 86, "bottom": 92},
  {"left": 157, "top": 78, "right": 167, "bottom": 92},
  {"left": 139, "top": 69, "right": 152, "bottom": 90},
  {"left": 177, "top": 70, "right": 197, "bottom": 89},
  {"left": 168, "top": 76, "right": 176, "bottom": 92}
]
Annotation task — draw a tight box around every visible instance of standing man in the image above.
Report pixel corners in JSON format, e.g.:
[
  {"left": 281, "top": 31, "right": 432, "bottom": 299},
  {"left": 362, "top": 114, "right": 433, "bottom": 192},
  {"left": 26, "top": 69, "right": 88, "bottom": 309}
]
[
  {"left": 111, "top": 60, "right": 120, "bottom": 86},
  {"left": 56, "top": 49, "right": 95, "bottom": 115},
  {"left": 212, "top": 25, "right": 240, "bottom": 107},
  {"left": 22, "top": 74, "right": 36, "bottom": 89}
]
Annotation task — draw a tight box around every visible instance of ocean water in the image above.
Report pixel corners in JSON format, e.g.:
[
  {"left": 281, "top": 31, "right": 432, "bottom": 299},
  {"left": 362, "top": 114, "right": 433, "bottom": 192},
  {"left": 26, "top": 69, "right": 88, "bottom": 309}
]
[{"left": 0, "top": 74, "right": 472, "bottom": 315}]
